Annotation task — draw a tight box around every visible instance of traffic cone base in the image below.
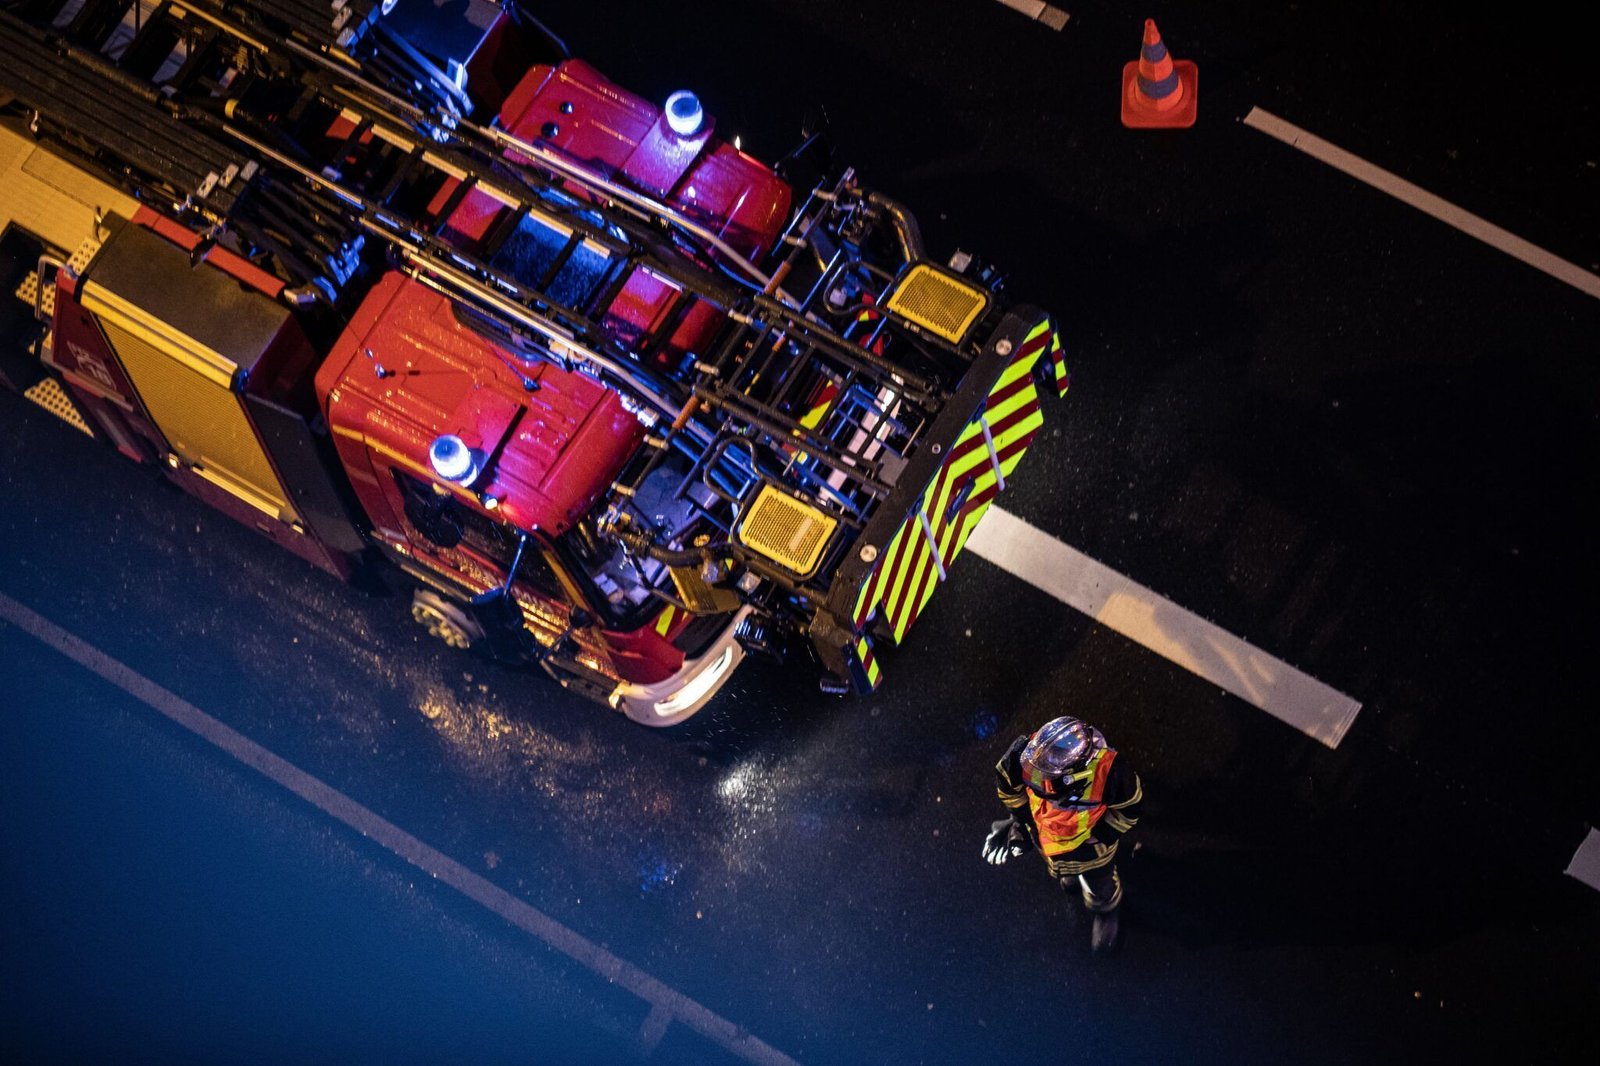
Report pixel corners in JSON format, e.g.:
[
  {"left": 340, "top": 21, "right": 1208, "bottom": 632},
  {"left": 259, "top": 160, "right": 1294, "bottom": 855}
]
[{"left": 1121, "top": 58, "right": 1198, "bottom": 128}]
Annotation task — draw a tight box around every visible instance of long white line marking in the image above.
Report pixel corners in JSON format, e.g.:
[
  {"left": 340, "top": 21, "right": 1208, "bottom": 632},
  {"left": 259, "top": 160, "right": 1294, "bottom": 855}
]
[
  {"left": 992, "top": 0, "right": 1070, "bottom": 32},
  {"left": 0, "top": 591, "right": 800, "bottom": 1066},
  {"left": 1565, "top": 828, "right": 1600, "bottom": 894},
  {"left": 1243, "top": 107, "right": 1600, "bottom": 301},
  {"left": 968, "top": 508, "right": 1362, "bottom": 747}
]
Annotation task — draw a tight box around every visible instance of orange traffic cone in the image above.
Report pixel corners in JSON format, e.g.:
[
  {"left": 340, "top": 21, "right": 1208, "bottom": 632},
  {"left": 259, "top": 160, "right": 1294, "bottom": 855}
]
[{"left": 1121, "top": 19, "right": 1198, "bottom": 129}]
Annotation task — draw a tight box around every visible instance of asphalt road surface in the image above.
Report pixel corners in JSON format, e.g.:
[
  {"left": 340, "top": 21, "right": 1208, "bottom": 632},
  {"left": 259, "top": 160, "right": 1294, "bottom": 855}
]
[{"left": 3, "top": 2, "right": 1598, "bottom": 1063}]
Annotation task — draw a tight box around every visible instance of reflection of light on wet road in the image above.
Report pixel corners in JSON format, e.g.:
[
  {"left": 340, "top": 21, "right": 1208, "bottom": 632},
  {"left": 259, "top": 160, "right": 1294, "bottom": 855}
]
[
  {"left": 405, "top": 674, "right": 618, "bottom": 821},
  {"left": 0, "top": 590, "right": 800, "bottom": 1065},
  {"left": 717, "top": 762, "right": 758, "bottom": 802},
  {"left": 711, "top": 759, "right": 797, "bottom": 878},
  {"left": 971, "top": 709, "right": 999, "bottom": 740},
  {"left": 638, "top": 855, "right": 682, "bottom": 895}
]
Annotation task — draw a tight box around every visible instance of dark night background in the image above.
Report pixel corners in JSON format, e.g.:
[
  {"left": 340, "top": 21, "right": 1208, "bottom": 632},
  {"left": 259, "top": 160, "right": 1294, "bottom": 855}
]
[{"left": 3, "top": 1, "right": 1597, "bottom": 1063}]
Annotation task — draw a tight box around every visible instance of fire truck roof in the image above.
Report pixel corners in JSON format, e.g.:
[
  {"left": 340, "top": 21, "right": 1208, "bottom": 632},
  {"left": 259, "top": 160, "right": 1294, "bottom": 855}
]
[{"left": 316, "top": 273, "right": 645, "bottom": 539}]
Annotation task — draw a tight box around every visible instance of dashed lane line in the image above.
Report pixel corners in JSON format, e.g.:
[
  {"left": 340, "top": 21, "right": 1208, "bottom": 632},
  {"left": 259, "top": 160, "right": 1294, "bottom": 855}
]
[
  {"left": 1566, "top": 828, "right": 1600, "bottom": 894},
  {"left": 968, "top": 507, "right": 1363, "bottom": 748},
  {"left": 0, "top": 590, "right": 801, "bottom": 1066},
  {"left": 1244, "top": 107, "right": 1600, "bottom": 302},
  {"left": 992, "top": 0, "right": 1070, "bottom": 32}
]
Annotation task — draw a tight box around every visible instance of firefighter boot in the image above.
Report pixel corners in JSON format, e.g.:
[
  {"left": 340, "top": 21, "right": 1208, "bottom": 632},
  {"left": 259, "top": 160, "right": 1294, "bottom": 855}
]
[
  {"left": 1082, "top": 867, "right": 1123, "bottom": 955},
  {"left": 1090, "top": 909, "right": 1121, "bottom": 955}
]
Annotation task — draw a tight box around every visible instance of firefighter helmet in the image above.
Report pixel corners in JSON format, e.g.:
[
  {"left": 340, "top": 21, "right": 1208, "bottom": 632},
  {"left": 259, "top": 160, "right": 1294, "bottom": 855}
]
[{"left": 1020, "top": 716, "right": 1106, "bottom": 800}]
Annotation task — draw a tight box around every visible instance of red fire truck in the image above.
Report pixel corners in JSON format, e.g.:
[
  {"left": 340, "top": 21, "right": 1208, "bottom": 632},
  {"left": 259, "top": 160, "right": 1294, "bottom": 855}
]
[{"left": 0, "top": 0, "right": 1067, "bottom": 724}]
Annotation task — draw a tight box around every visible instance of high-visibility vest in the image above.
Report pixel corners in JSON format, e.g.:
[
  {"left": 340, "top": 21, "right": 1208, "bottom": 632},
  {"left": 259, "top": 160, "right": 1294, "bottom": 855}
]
[{"left": 1027, "top": 749, "right": 1117, "bottom": 857}]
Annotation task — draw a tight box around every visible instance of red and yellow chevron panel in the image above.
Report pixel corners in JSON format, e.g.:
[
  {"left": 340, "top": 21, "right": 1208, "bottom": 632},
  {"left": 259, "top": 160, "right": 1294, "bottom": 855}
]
[
  {"left": 1048, "top": 329, "right": 1069, "bottom": 398},
  {"left": 850, "top": 636, "right": 881, "bottom": 691},
  {"left": 845, "top": 318, "right": 1057, "bottom": 683}
]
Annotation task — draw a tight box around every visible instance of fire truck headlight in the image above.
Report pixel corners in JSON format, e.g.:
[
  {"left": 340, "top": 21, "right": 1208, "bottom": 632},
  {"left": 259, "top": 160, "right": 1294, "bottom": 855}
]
[
  {"left": 664, "top": 91, "right": 704, "bottom": 137},
  {"left": 654, "top": 645, "right": 733, "bottom": 717}
]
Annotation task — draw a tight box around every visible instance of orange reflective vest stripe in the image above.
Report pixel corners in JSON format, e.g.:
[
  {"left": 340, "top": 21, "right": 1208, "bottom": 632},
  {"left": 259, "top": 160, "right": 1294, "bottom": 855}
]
[{"left": 1027, "top": 749, "right": 1116, "bottom": 857}]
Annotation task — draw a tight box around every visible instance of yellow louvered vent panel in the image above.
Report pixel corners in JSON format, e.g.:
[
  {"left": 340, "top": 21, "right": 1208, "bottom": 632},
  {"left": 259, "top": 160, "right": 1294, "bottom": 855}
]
[
  {"left": 737, "top": 485, "right": 838, "bottom": 577},
  {"left": 884, "top": 265, "right": 989, "bottom": 344},
  {"left": 99, "top": 319, "right": 297, "bottom": 522}
]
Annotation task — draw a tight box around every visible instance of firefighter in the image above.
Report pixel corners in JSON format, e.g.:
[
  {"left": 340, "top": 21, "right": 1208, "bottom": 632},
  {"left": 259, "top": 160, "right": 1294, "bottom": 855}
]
[{"left": 982, "top": 715, "right": 1143, "bottom": 953}]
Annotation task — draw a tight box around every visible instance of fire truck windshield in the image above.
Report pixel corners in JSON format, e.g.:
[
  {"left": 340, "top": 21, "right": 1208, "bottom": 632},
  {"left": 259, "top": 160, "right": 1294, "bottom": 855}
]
[
  {"left": 393, "top": 470, "right": 564, "bottom": 600},
  {"left": 489, "top": 212, "right": 614, "bottom": 311},
  {"left": 555, "top": 517, "right": 667, "bottom": 634},
  {"left": 556, "top": 448, "right": 717, "bottom": 635}
]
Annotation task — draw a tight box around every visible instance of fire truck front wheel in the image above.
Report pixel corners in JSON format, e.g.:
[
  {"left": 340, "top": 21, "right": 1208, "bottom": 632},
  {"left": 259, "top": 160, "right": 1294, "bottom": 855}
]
[{"left": 410, "top": 590, "right": 485, "bottom": 651}]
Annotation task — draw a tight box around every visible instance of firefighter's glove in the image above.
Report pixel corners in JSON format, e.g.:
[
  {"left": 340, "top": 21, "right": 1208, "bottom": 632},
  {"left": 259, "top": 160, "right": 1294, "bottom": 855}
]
[{"left": 983, "top": 819, "right": 1029, "bottom": 865}]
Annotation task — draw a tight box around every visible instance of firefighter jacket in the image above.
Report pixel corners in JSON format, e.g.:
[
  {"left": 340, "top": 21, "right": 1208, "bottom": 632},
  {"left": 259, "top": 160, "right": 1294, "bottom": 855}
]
[{"left": 995, "top": 732, "right": 1143, "bottom": 879}]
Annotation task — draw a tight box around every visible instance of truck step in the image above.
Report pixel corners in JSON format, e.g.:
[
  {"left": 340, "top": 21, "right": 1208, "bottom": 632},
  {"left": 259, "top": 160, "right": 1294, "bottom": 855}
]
[{"left": 23, "top": 375, "right": 94, "bottom": 436}]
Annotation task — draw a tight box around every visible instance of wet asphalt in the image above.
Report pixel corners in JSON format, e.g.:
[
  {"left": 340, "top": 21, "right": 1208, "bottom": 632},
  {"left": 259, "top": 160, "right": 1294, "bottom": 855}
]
[{"left": 3, "top": 1, "right": 1599, "bottom": 1063}]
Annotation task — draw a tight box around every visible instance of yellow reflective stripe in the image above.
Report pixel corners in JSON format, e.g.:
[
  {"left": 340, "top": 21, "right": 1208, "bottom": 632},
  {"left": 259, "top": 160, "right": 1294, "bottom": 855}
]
[
  {"left": 900, "top": 503, "right": 969, "bottom": 629},
  {"left": 900, "top": 568, "right": 939, "bottom": 640},
  {"left": 908, "top": 505, "right": 953, "bottom": 627},
  {"left": 1108, "top": 777, "right": 1143, "bottom": 809},
  {"left": 857, "top": 517, "right": 912, "bottom": 626},
  {"left": 928, "top": 392, "right": 1024, "bottom": 521},
  {"left": 877, "top": 521, "right": 920, "bottom": 625},
  {"left": 853, "top": 569, "right": 878, "bottom": 623},
  {"left": 924, "top": 396, "right": 1037, "bottom": 524},
  {"left": 950, "top": 499, "right": 994, "bottom": 558},
  {"left": 924, "top": 334, "right": 1041, "bottom": 527},
  {"left": 923, "top": 460, "right": 974, "bottom": 532},
  {"left": 856, "top": 637, "right": 881, "bottom": 687},
  {"left": 926, "top": 437, "right": 998, "bottom": 521},
  {"left": 996, "top": 408, "right": 1045, "bottom": 452},
  {"left": 928, "top": 422, "right": 985, "bottom": 515},
  {"left": 891, "top": 508, "right": 935, "bottom": 604},
  {"left": 983, "top": 412, "right": 1043, "bottom": 468},
  {"left": 962, "top": 406, "right": 1042, "bottom": 502},
  {"left": 1047, "top": 842, "right": 1117, "bottom": 876},
  {"left": 982, "top": 379, "right": 1040, "bottom": 427},
  {"left": 880, "top": 521, "right": 917, "bottom": 606},
  {"left": 653, "top": 603, "right": 677, "bottom": 637},
  {"left": 994, "top": 347, "right": 1044, "bottom": 391},
  {"left": 888, "top": 528, "right": 934, "bottom": 640},
  {"left": 890, "top": 551, "right": 933, "bottom": 640},
  {"left": 992, "top": 392, "right": 1043, "bottom": 438},
  {"left": 999, "top": 434, "right": 1043, "bottom": 481},
  {"left": 931, "top": 481, "right": 968, "bottom": 563}
]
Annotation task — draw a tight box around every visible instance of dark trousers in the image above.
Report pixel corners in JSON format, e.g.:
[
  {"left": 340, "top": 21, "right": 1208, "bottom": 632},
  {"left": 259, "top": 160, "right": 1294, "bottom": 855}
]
[
  {"left": 1071, "top": 863, "right": 1122, "bottom": 913},
  {"left": 1044, "top": 839, "right": 1123, "bottom": 912}
]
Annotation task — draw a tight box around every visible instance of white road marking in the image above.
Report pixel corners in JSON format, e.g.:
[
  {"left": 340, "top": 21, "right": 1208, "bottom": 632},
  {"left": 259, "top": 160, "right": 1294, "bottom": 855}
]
[
  {"left": 967, "top": 507, "right": 1362, "bottom": 747},
  {"left": 993, "top": 0, "right": 1070, "bottom": 32},
  {"left": 0, "top": 591, "right": 800, "bottom": 1066},
  {"left": 1243, "top": 107, "right": 1600, "bottom": 301},
  {"left": 1565, "top": 827, "right": 1600, "bottom": 894}
]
